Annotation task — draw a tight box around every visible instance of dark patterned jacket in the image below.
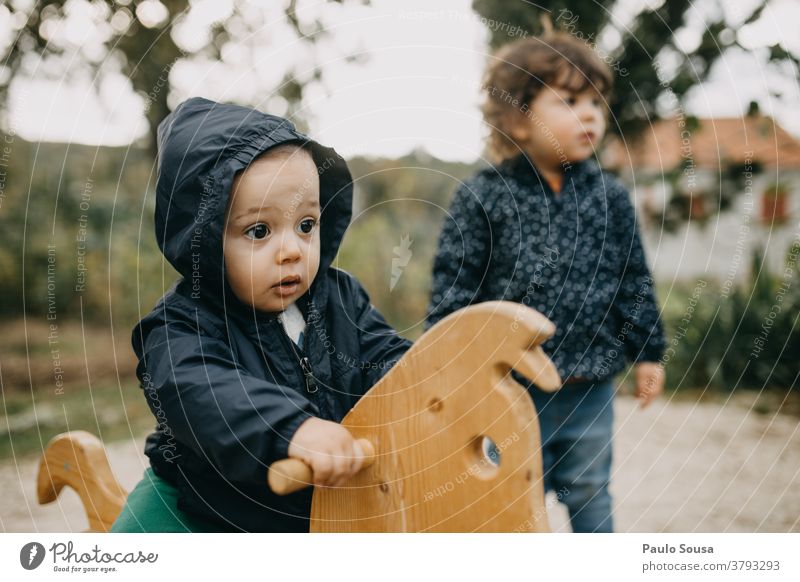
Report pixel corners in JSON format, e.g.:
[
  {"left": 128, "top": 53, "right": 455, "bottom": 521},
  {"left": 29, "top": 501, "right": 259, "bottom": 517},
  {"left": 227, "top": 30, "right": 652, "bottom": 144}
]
[{"left": 426, "top": 152, "right": 665, "bottom": 383}]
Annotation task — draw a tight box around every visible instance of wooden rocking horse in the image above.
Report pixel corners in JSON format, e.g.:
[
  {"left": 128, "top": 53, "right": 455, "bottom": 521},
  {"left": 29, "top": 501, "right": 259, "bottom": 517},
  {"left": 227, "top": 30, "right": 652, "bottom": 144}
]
[{"left": 37, "top": 301, "right": 561, "bottom": 532}]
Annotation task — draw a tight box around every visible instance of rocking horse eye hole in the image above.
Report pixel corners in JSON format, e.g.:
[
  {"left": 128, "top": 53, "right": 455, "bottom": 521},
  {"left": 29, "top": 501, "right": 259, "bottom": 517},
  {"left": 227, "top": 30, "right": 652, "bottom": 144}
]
[
  {"left": 481, "top": 436, "right": 501, "bottom": 468},
  {"left": 465, "top": 435, "right": 502, "bottom": 480}
]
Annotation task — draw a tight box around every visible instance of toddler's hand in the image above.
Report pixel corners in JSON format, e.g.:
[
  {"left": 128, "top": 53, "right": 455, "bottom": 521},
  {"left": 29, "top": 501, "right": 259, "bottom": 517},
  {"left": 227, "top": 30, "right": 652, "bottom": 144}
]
[
  {"left": 635, "top": 362, "right": 664, "bottom": 409},
  {"left": 287, "top": 417, "right": 364, "bottom": 487}
]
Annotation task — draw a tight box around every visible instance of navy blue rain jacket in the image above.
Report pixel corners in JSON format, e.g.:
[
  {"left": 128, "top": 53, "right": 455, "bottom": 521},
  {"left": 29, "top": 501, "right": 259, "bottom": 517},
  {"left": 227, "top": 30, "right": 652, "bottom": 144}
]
[{"left": 134, "top": 97, "right": 411, "bottom": 532}]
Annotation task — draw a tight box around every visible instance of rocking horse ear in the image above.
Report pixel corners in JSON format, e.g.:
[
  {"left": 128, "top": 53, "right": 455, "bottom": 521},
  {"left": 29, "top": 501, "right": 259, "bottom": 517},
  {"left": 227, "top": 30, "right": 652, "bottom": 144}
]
[
  {"left": 507, "top": 345, "right": 561, "bottom": 392},
  {"left": 492, "top": 300, "right": 561, "bottom": 392}
]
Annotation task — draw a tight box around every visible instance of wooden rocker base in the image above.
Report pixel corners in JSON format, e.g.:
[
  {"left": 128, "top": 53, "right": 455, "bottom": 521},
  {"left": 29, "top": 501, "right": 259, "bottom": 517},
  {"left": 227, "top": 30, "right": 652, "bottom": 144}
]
[
  {"left": 37, "top": 430, "right": 127, "bottom": 532},
  {"left": 38, "top": 301, "right": 560, "bottom": 532}
]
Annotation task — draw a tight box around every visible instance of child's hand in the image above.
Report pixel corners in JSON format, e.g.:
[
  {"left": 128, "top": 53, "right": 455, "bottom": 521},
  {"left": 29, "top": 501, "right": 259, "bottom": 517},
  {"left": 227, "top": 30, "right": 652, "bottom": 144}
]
[
  {"left": 287, "top": 417, "right": 365, "bottom": 487},
  {"left": 634, "top": 362, "right": 664, "bottom": 409}
]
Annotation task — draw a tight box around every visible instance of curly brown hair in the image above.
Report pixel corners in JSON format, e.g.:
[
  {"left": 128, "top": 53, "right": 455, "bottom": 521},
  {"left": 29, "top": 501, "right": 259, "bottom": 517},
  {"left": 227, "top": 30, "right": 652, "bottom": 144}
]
[{"left": 481, "top": 32, "right": 614, "bottom": 162}]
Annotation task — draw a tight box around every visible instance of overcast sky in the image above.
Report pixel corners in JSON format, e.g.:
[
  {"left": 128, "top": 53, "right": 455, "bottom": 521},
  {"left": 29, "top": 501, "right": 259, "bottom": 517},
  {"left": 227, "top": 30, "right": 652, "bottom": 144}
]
[{"left": 4, "top": 0, "right": 799, "bottom": 162}]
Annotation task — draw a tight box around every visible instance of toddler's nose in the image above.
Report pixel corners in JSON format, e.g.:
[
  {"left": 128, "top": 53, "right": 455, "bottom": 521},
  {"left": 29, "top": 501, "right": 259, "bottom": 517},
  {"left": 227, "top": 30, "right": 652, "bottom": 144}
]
[
  {"left": 277, "top": 234, "right": 302, "bottom": 263},
  {"left": 579, "top": 103, "right": 599, "bottom": 122}
]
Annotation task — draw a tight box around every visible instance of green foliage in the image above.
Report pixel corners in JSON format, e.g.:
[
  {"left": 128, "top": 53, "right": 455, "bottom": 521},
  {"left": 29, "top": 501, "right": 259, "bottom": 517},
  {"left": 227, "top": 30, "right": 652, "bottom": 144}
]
[
  {"left": 337, "top": 151, "right": 478, "bottom": 336},
  {"left": 0, "top": 136, "right": 172, "bottom": 330},
  {"left": 0, "top": 139, "right": 476, "bottom": 336},
  {"left": 0, "top": 379, "right": 153, "bottom": 459},
  {"left": 662, "top": 249, "right": 800, "bottom": 392}
]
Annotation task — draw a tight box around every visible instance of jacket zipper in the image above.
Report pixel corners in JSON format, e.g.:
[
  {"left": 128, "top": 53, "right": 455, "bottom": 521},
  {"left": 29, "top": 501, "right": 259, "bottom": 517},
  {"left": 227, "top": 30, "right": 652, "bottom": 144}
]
[
  {"left": 299, "top": 356, "right": 318, "bottom": 393},
  {"left": 272, "top": 319, "right": 319, "bottom": 395}
]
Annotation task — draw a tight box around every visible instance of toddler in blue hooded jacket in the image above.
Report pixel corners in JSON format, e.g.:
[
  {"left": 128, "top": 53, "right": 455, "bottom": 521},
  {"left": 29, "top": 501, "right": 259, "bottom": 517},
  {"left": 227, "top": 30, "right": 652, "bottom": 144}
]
[{"left": 113, "top": 97, "right": 410, "bottom": 532}]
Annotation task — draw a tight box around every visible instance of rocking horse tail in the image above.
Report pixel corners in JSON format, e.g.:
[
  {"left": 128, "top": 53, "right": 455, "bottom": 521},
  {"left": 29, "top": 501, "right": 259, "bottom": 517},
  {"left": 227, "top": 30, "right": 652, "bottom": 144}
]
[{"left": 37, "top": 430, "right": 128, "bottom": 532}]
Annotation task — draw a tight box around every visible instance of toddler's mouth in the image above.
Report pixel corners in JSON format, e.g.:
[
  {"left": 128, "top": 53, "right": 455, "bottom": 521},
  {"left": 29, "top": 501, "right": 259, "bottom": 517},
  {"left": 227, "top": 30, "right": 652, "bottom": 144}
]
[
  {"left": 273, "top": 275, "right": 301, "bottom": 287},
  {"left": 272, "top": 275, "right": 301, "bottom": 296}
]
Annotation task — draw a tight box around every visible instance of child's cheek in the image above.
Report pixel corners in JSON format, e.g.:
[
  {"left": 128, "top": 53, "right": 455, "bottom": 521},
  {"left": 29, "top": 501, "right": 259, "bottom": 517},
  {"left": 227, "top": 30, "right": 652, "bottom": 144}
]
[{"left": 309, "top": 235, "right": 321, "bottom": 278}]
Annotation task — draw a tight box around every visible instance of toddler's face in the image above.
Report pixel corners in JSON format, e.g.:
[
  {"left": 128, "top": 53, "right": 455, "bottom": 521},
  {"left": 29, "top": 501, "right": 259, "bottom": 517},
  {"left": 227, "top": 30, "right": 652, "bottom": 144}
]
[
  {"left": 223, "top": 149, "right": 321, "bottom": 313},
  {"left": 514, "top": 84, "right": 606, "bottom": 170}
]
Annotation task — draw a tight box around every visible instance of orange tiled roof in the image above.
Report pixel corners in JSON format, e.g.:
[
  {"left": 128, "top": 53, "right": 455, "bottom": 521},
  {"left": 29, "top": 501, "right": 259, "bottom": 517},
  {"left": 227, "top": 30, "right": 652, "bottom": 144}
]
[{"left": 602, "top": 116, "right": 800, "bottom": 172}]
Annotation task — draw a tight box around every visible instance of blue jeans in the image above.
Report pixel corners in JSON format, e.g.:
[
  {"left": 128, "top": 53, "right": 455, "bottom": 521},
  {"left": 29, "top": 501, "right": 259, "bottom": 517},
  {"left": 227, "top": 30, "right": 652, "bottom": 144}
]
[{"left": 529, "top": 378, "right": 615, "bottom": 533}]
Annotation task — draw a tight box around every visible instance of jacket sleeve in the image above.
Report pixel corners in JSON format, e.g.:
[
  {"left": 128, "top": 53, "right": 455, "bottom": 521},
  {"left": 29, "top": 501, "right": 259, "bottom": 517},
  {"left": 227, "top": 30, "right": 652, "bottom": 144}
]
[
  {"left": 135, "top": 310, "right": 316, "bottom": 486},
  {"left": 610, "top": 182, "right": 666, "bottom": 364},
  {"left": 425, "top": 182, "right": 493, "bottom": 329},
  {"left": 352, "top": 281, "right": 413, "bottom": 389}
]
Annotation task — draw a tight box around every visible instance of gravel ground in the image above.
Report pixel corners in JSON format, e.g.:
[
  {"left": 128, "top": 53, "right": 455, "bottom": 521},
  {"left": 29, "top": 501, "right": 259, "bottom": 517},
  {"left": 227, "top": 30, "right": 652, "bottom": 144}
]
[{"left": 2, "top": 395, "right": 798, "bottom": 533}]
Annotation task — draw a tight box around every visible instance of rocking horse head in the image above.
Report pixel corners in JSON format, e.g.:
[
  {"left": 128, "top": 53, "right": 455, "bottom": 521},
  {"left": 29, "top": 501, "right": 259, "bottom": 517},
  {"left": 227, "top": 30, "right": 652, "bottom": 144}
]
[{"left": 273, "top": 301, "right": 562, "bottom": 532}]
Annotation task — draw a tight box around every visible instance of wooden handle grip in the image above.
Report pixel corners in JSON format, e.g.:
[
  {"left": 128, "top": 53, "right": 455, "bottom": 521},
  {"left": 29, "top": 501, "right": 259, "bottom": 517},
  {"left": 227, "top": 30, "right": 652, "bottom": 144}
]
[{"left": 268, "top": 438, "right": 375, "bottom": 495}]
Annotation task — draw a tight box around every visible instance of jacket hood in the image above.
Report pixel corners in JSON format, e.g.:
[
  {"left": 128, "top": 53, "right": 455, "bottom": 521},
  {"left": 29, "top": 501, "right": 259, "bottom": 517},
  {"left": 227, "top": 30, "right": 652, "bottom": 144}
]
[{"left": 153, "top": 97, "right": 353, "bottom": 318}]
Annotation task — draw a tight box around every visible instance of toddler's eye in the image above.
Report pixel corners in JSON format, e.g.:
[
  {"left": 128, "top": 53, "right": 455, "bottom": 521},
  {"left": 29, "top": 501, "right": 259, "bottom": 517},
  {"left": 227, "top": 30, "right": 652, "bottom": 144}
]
[
  {"left": 245, "top": 223, "right": 269, "bottom": 240},
  {"left": 566, "top": 96, "right": 577, "bottom": 106},
  {"left": 298, "top": 218, "right": 317, "bottom": 235}
]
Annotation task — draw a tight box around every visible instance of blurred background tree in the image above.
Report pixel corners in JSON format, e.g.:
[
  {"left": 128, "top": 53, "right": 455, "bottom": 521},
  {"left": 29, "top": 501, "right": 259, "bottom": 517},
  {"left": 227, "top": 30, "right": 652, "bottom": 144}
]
[
  {"left": 473, "top": 0, "right": 799, "bottom": 136},
  {"left": 0, "top": 0, "right": 368, "bottom": 156}
]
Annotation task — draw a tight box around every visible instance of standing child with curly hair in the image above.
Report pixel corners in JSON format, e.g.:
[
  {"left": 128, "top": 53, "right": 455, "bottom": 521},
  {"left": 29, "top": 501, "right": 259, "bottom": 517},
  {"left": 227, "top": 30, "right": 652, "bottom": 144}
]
[{"left": 426, "top": 32, "right": 666, "bottom": 532}]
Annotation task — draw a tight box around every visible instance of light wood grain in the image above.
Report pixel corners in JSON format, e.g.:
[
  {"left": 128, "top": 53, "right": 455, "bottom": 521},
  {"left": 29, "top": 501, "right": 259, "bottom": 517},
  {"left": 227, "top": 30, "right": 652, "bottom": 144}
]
[
  {"left": 37, "top": 430, "right": 127, "bottom": 532},
  {"left": 310, "top": 300, "right": 560, "bottom": 532}
]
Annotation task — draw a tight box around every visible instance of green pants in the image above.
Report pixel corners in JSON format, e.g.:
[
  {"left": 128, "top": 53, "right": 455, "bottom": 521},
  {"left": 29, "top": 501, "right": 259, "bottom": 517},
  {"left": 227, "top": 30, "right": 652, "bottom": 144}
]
[{"left": 111, "top": 468, "right": 218, "bottom": 533}]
